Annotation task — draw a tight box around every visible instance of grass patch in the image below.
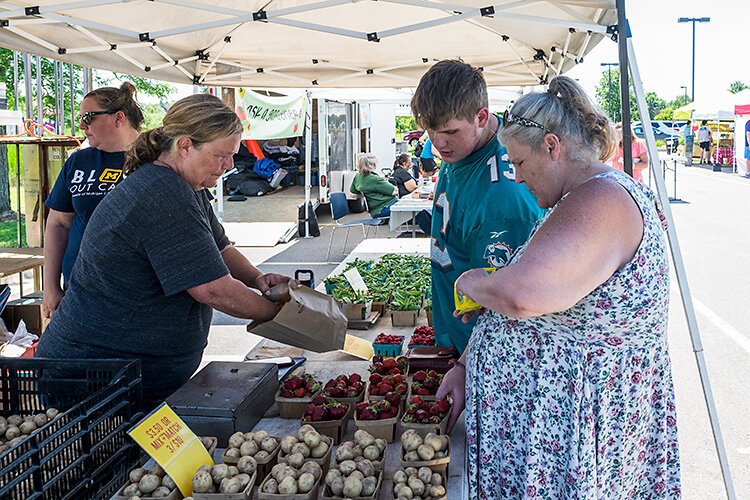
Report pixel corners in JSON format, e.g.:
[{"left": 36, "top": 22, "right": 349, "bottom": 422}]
[{"left": 0, "top": 220, "right": 27, "bottom": 247}]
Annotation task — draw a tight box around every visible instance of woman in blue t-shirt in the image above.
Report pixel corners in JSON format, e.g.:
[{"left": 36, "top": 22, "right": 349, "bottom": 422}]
[{"left": 43, "top": 82, "right": 143, "bottom": 319}]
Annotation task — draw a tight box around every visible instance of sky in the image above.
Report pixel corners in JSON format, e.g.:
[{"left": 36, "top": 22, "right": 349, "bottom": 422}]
[{"left": 567, "top": 0, "right": 748, "bottom": 104}]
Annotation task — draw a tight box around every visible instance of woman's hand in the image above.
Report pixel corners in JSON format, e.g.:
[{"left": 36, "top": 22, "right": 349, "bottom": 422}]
[
  {"left": 42, "top": 286, "right": 64, "bottom": 319},
  {"left": 453, "top": 268, "right": 489, "bottom": 322},
  {"left": 254, "top": 273, "right": 293, "bottom": 295},
  {"left": 435, "top": 365, "right": 466, "bottom": 433}
]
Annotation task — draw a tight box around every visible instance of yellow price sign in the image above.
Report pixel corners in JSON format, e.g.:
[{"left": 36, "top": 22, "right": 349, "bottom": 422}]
[{"left": 128, "top": 403, "right": 213, "bottom": 495}]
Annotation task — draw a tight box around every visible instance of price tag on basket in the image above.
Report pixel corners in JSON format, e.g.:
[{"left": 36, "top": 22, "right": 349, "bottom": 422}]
[
  {"left": 343, "top": 267, "right": 369, "bottom": 294},
  {"left": 128, "top": 402, "right": 213, "bottom": 495}
]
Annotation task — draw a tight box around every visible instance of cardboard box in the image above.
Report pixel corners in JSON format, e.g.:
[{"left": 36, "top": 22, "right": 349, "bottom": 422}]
[{"left": 2, "top": 293, "right": 48, "bottom": 336}]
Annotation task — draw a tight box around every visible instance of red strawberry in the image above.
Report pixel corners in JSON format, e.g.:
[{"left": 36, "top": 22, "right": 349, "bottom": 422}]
[
  {"left": 355, "top": 402, "right": 368, "bottom": 412},
  {"left": 360, "top": 408, "right": 377, "bottom": 420},
  {"left": 415, "top": 409, "right": 429, "bottom": 422},
  {"left": 347, "top": 388, "right": 360, "bottom": 397},
  {"left": 383, "top": 358, "right": 397, "bottom": 370},
  {"left": 311, "top": 406, "right": 327, "bottom": 421},
  {"left": 410, "top": 396, "right": 424, "bottom": 405},
  {"left": 417, "top": 387, "right": 431, "bottom": 396},
  {"left": 349, "top": 373, "right": 362, "bottom": 383},
  {"left": 312, "top": 394, "right": 328, "bottom": 405},
  {"left": 385, "top": 392, "right": 401, "bottom": 406},
  {"left": 435, "top": 398, "right": 451, "bottom": 413},
  {"left": 395, "top": 383, "right": 408, "bottom": 395},
  {"left": 294, "top": 387, "right": 306, "bottom": 398},
  {"left": 329, "top": 406, "right": 347, "bottom": 420},
  {"left": 280, "top": 389, "right": 293, "bottom": 398},
  {"left": 428, "top": 370, "right": 439, "bottom": 378},
  {"left": 369, "top": 373, "right": 383, "bottom": 385},
  {"left": 284, "top": 377, "right": 303, "bottom": 390},
  {"left": 412, "top": 371, "right": 427, "bottom": 383},
  {"left": 378, "top": 383, "right": 393, "bottom": 394}
]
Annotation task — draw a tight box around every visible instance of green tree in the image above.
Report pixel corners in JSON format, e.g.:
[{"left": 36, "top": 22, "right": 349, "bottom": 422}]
[
  {"left": 595, "top": 69, "right": 672, "bottom": 123},
  {"left": 141, "top": 103, "right": 168, "bottom": 130},
  {"left": 670, "top": 94, "right": 692, "bottom": 109},
  {"left": 95, "top": 73, "right": 175, "bottom": 103},
  {"left": 595, "top": 69, "right": 639, "bottom": 123},
  {"left": 395, "top": 115, "right": 416, "bottom": 135},
  {"left": 654, "top": 107, "right": 674, "bottom": 120},
  {"left": 728, "top": 80, "right": 749, "bottom": 94}
]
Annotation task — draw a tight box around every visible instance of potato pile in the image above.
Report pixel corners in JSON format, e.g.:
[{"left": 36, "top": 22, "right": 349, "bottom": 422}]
[
  {"left": 324, "top": 457, "right": 379, "bottom": 498},
  {"left": 392, "top": 467, "right": 446, "bottom": 500},
  {"left": 334, "top": 430, "right": 387, "bottom": 470},
  {"left": 280, "top": 424, "right": 330, "bottom": 461},
  {"left": 121, "top": 465, "right": 177, "bottom": 498},
  {"left": 400, "top": 431, "right": 449, "bottom": 462},
  {"left": 192, "top": 462, "right": 255, "bottom": 494},
  {"left": 224, "top": 430, "right": 279, "bottom": 463},
  {"left": 261, "top": 459, "right": 323, "bottom": 495},
  {"left": 0, "top": 409, "right": 59, "bottom": 453},
  {"left": 198, "top": 436, "right": 215, "bottom": 451}
]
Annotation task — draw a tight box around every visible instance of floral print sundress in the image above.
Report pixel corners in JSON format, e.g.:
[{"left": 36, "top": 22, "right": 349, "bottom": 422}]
[{"left": 465, "top": 171, "right": 680, "bottom": 499}]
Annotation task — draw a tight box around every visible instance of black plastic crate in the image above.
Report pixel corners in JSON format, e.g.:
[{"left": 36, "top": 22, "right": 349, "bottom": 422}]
[{"left": 0, "top": 358, "right": 143, "bottom": 500}]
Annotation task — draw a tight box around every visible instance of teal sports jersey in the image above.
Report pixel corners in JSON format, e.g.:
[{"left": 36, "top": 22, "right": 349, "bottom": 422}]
[{"left": 430, "top": 125, "right": 544, "bottom": 353}]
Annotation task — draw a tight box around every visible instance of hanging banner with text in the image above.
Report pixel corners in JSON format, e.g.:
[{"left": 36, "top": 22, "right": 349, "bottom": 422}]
[
  {"left": 234, "top": 88, "right": 306, "bottom": 140},
  {"left": 128, "top": 402, "right": 213, "bottom": 495}
]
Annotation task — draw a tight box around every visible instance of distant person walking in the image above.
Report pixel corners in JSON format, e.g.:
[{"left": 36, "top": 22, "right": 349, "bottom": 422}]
[
  {"left": 745, "top": 119, "right": 750, "bottom": 177},
  {"left": 683, "top": 120, "right": 695, "bottom": 166},
  {"left": 697, "top": 120, "right": 712, "bottom": 164}
]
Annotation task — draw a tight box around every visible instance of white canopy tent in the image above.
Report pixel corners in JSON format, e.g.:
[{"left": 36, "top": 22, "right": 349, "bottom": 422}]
[
  {"left": 0, "top": 0, "right": 737, "bottom": 497},
  {"left": 0, "top": 0, "right": 614, "bottom": 88}
]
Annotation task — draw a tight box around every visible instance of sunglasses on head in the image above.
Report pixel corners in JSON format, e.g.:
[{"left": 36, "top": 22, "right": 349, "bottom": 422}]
[
  {"left": 502, "top": 109, "right": 551, "bottom": 134},
  {"left": 77, "top": 110, "right": 117, "bottom": 125}
]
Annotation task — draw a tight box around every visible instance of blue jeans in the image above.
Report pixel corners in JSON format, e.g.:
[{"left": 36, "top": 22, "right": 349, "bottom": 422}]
[{"left": 377, "top": 199, "right": 397, "bottom": 218}]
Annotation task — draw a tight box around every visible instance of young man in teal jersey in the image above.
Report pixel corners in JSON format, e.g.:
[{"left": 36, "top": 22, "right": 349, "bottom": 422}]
[{"left": 411, "top": 60, "right": 544, "bottom": 353}]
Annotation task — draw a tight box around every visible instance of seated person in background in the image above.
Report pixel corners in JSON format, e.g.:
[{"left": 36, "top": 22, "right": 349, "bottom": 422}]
[
  {"left": 392, "top": 153, "right": 418, "bottom": 197},
  {"left": 611, "top": 123, "right": 648, "bottom": 183},
  {"left": 350, "top": 153, "right": 398, "bottom": 218}
]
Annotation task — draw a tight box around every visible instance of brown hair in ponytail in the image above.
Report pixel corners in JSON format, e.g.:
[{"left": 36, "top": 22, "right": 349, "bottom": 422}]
[
  {"left": 499, "top": 75, "right": 617, "bottom": 164},
  {"left": 85, "top": 82, "right": 144, "bottom": 130},
  {"left": 124, "top": 93, "right": 241, "bottom": 175}
]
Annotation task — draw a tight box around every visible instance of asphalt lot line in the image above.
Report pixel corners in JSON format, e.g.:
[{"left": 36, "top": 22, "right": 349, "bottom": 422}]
[{"left": 693, "top": 297, "right": 750, "bottom": 355}]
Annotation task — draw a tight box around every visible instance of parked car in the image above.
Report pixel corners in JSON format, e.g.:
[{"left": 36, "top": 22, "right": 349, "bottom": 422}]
[{"left": 403, "top": 130, "right": 424, "bottom": 148}]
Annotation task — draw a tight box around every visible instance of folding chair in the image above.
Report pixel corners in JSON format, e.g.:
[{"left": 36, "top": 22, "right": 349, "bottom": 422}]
[{"left": 326, "top": 192, "right": 388, "bottom": 261}]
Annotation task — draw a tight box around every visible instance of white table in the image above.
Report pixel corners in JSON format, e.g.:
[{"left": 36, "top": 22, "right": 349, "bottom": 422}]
[{"left": 388, "top": 196, "right": 434, "bottom": 236}]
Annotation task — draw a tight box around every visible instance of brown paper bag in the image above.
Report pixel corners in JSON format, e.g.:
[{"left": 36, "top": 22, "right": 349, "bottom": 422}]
[{"left": 247, "top": 281, "right": 347, "bottom": 352}]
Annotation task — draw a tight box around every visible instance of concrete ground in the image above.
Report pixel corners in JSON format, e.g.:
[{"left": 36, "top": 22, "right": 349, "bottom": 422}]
[{"left": 205, "top": 163, "right": 750, "bottom": 499}]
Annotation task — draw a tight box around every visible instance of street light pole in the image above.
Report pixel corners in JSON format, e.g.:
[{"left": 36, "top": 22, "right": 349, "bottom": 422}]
[
  {"left": 601, "top": 62, "right": 619, "bottom": 120},
  {"left": 678, "top": 17, "right": 710, "bottom": 101},
  {"left": 680, "top": 85, "right": 688, "bottom": 102}
]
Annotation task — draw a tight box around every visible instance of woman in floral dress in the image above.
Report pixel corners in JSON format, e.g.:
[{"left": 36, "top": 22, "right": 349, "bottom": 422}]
[{"left": 437, "top": 76, "right": 680, "bottom": 498}]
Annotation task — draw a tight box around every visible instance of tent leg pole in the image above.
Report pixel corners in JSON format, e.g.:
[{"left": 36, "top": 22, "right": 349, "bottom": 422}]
[
  {"left": 304, "top": 91, "right": 313, "bottom": 238},
  {"left": 626, "top": 32, "right": 737, "bottom": 500}
]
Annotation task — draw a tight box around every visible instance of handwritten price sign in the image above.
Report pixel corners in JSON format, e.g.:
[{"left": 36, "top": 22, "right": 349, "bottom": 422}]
[{"left": 128, "top": 403, "right": 213, "bottom": 494}]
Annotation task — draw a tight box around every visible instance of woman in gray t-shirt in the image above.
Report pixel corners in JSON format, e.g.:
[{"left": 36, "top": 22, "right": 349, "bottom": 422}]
[{"left": 37, "top": 95, "right": 291, "bottom": 409}]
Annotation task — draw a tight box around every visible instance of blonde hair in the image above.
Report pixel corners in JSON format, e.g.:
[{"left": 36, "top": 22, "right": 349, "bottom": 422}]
[
  {"left": 85, "top": 81, "right": 144, "bottom": 130},
  {"left": 615, "top": 122, "right": 638, "bottom": 145},
  {"left": 356, "top": 153, "right": 379, "bottom": 174},
  {"left": 499, "top": 76, "right": 617, "bottom": 163},
  {"left": 125, "top": 94, "right": 241, "bottom": 175}
]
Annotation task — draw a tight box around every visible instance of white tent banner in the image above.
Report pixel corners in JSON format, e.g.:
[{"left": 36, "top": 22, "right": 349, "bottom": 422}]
[{"left": 235, "top": 88, "right": 306, "bottom": 139}]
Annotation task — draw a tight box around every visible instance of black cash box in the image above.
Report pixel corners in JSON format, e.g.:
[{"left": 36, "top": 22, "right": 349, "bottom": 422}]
[{"left": 167, "top": 361, "right": 278, "bottom": 442}]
